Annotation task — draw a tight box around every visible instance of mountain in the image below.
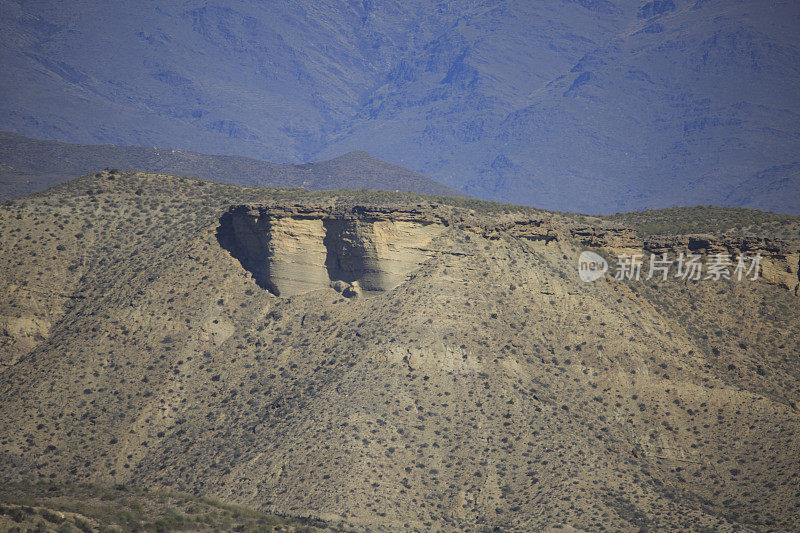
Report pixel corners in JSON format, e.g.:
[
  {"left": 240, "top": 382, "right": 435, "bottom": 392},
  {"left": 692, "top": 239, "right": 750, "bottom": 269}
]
[
  {"left": 0, "top": 131, "right": 462, "bottom": 200},
  {"left": 1, "top": 172, "right": 799, "bottom": 530},
  {"left": 1, "top": 0, "right": 799, "bottom": 213}
]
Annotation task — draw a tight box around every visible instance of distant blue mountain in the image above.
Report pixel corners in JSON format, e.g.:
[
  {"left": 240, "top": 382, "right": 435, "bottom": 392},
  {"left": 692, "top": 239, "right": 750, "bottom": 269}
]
[
  {"left": 0, "top": 131, "right": 462, "bottom": 200},
  {"left": 1, "top": 0, "right": 798, "bottom": 213}
]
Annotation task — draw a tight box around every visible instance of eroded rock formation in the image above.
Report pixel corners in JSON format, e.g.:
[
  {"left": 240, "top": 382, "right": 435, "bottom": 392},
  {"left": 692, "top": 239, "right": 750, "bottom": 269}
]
[
  {"left": 569, "top": 225, "right": 640, "bottom": 249},
  {"left": 572, "top": 229, "right": 800, "bottom": 294},
  {"left": 641, "top": 234, "right": 800, "bottom": 292},
  {"left": 218, "top": 203, "right": 448, "bottom": 296},
  {"left": 219, "top": 202, "right": 800, "bottom": 297}
]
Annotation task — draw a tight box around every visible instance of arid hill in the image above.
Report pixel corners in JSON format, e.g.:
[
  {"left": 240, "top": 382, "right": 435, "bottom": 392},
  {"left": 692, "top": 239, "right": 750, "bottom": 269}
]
[
  {"left": 0, "top": 482, "right": 316, "bottom": 532},
  {"left": 0, "top": 171, "right": 799, "bottom": 531},
  {"left": 0, "top": 131, "right": 462, "bottom": 201}
]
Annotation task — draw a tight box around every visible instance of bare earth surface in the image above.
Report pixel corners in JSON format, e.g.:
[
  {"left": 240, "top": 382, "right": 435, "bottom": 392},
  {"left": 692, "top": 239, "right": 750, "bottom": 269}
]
[{"left": 0, "top": 171, "right": 798, "bottom": 531}]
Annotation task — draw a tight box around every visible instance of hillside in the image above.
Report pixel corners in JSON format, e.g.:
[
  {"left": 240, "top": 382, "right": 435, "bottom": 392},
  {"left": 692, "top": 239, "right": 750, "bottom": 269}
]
[
  {"left": 602, "top": 205, "right": 800, "bottom": 240},
  {"left": 2, "top": 0, "right": 799, "bottom": 213},
  {"left": 0, "top": 482, "right": 317, "bottom": 532},
  {"left": 0, "top": 131, "right": 462, "bottom": 201},
  {"left": 0, "top": 172, "right": 799, "bottom": 530}
]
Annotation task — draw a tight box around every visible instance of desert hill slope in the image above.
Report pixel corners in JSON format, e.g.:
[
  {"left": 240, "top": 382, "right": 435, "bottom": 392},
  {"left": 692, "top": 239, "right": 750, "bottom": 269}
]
[
  {"left": 0, "top": 481, "right": 317, "bottom": 532},
  {"left": 0, "top": 130, "right": 462, "bottom": 201},
  {"left": 0, "top": 172, "right": 799, "bottom": 531}
]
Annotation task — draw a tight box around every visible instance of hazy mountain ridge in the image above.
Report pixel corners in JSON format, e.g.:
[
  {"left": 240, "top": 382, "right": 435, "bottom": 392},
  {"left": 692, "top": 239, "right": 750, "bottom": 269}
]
[
  {"left": 0, "top": 131, "right": 462, "bottom": 200},
  {"left": 2, "top": 0, "right": 798, "bottom": 212},
  {"left": 1, "top": 172, "right": 798, "bottom": 530}
]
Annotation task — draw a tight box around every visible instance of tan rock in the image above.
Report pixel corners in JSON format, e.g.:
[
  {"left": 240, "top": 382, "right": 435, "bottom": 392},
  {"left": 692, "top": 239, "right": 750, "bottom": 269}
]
[{"left": 221, "top": 204, "right": 447, "bottom": 296}]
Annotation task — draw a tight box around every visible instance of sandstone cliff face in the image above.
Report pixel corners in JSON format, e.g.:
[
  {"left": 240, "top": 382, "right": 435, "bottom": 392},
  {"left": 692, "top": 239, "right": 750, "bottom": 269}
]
[
  {"left": 220, "top": 202, "right": 800, "bottom": 298},
  {"left": 225, "top": 212, "right": 329, "bottom": 297},
  {"left": 219, "top": 204, "right": 448, "bottom": 296}
]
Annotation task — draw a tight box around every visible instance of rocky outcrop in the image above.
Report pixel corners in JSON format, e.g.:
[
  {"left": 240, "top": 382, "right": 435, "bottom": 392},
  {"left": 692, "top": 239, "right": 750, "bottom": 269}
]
[
  {"left": 642, "top": 234, "right": 800, "bottom": 292},
  {"left": 218, "top": 203, "right": 449, "bottom": 296},
  {"left": 219, "top": 202, "right": 800, "bottom": 297},
  {"left": 570, "top": 225, "right": 640, "bottom": 249},
  {"left": 470, "top": 217, "right": 558, "bottom": 243},
  {"left": 641, "top": 234, "right": 790, "bottom": 255},
  {"left": 573, "top": 227, "right": 800, "bottom": 293}
]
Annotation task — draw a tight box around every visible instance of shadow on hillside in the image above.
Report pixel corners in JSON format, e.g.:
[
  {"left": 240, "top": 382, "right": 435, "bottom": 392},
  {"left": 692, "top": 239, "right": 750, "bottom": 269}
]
[{"left": 215, "top": 210, "right": 277, "bottom": 294}]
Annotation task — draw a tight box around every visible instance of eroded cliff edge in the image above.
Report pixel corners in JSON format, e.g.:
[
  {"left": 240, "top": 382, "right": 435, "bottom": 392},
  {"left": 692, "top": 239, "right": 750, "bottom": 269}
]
[
  {"left": 218, "top": 201, "right": 800, "bottom": 298},
  {"left": 217, "top": 203, "right": 452, "bottom": 296},
  {"left": 570, "top": 226, "right": 800, "bottom": 293}
]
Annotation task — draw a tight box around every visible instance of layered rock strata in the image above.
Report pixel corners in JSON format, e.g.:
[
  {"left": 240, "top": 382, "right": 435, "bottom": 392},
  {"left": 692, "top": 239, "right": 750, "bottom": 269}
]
[
  {"left": 219, "top": 203, "right": 799, "bottom": 297},
  {"left": 572, "top": 230, "right": 800, "bottom": 293},
  {"left": 218, "top": 203, "right": 449, "bottom": 296},
  {"left": 641, "top": 234, "right": 800, "bottom": 292}
]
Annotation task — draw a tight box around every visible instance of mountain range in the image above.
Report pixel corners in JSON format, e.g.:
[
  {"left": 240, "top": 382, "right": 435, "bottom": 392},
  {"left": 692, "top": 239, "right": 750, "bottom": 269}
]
[
  {"left": 0, "top": 130, "right": 461, "bottom": 200},
  {"left": 1, "top": 0, "right": 798, "bottom": 213}
]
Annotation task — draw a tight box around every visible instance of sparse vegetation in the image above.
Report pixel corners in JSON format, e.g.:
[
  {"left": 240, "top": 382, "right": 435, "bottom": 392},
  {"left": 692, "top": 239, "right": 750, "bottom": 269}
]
[
  {"left": 603, "top": 205, "right": 800, "bottom": 239},
  {"left": 0, "top": 171, "right": 797, "bottom": 531},
  {"left": 0, "top": 481, "right": 314, "bottom": 532}
]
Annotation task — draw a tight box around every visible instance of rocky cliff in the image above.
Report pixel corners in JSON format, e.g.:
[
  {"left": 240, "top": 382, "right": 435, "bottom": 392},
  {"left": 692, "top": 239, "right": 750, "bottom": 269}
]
[
  {"left": 218, "top": 203, "right": 450, "bottom": 296},
  {"left": 641, "top": 234, "right": 800, "bottom": 292},
  {"left": 219, "top": 202, "right": 800, "bottom": 298},
  {"left": 569, "top": 227, "right": 800, "bottom": 294}
]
